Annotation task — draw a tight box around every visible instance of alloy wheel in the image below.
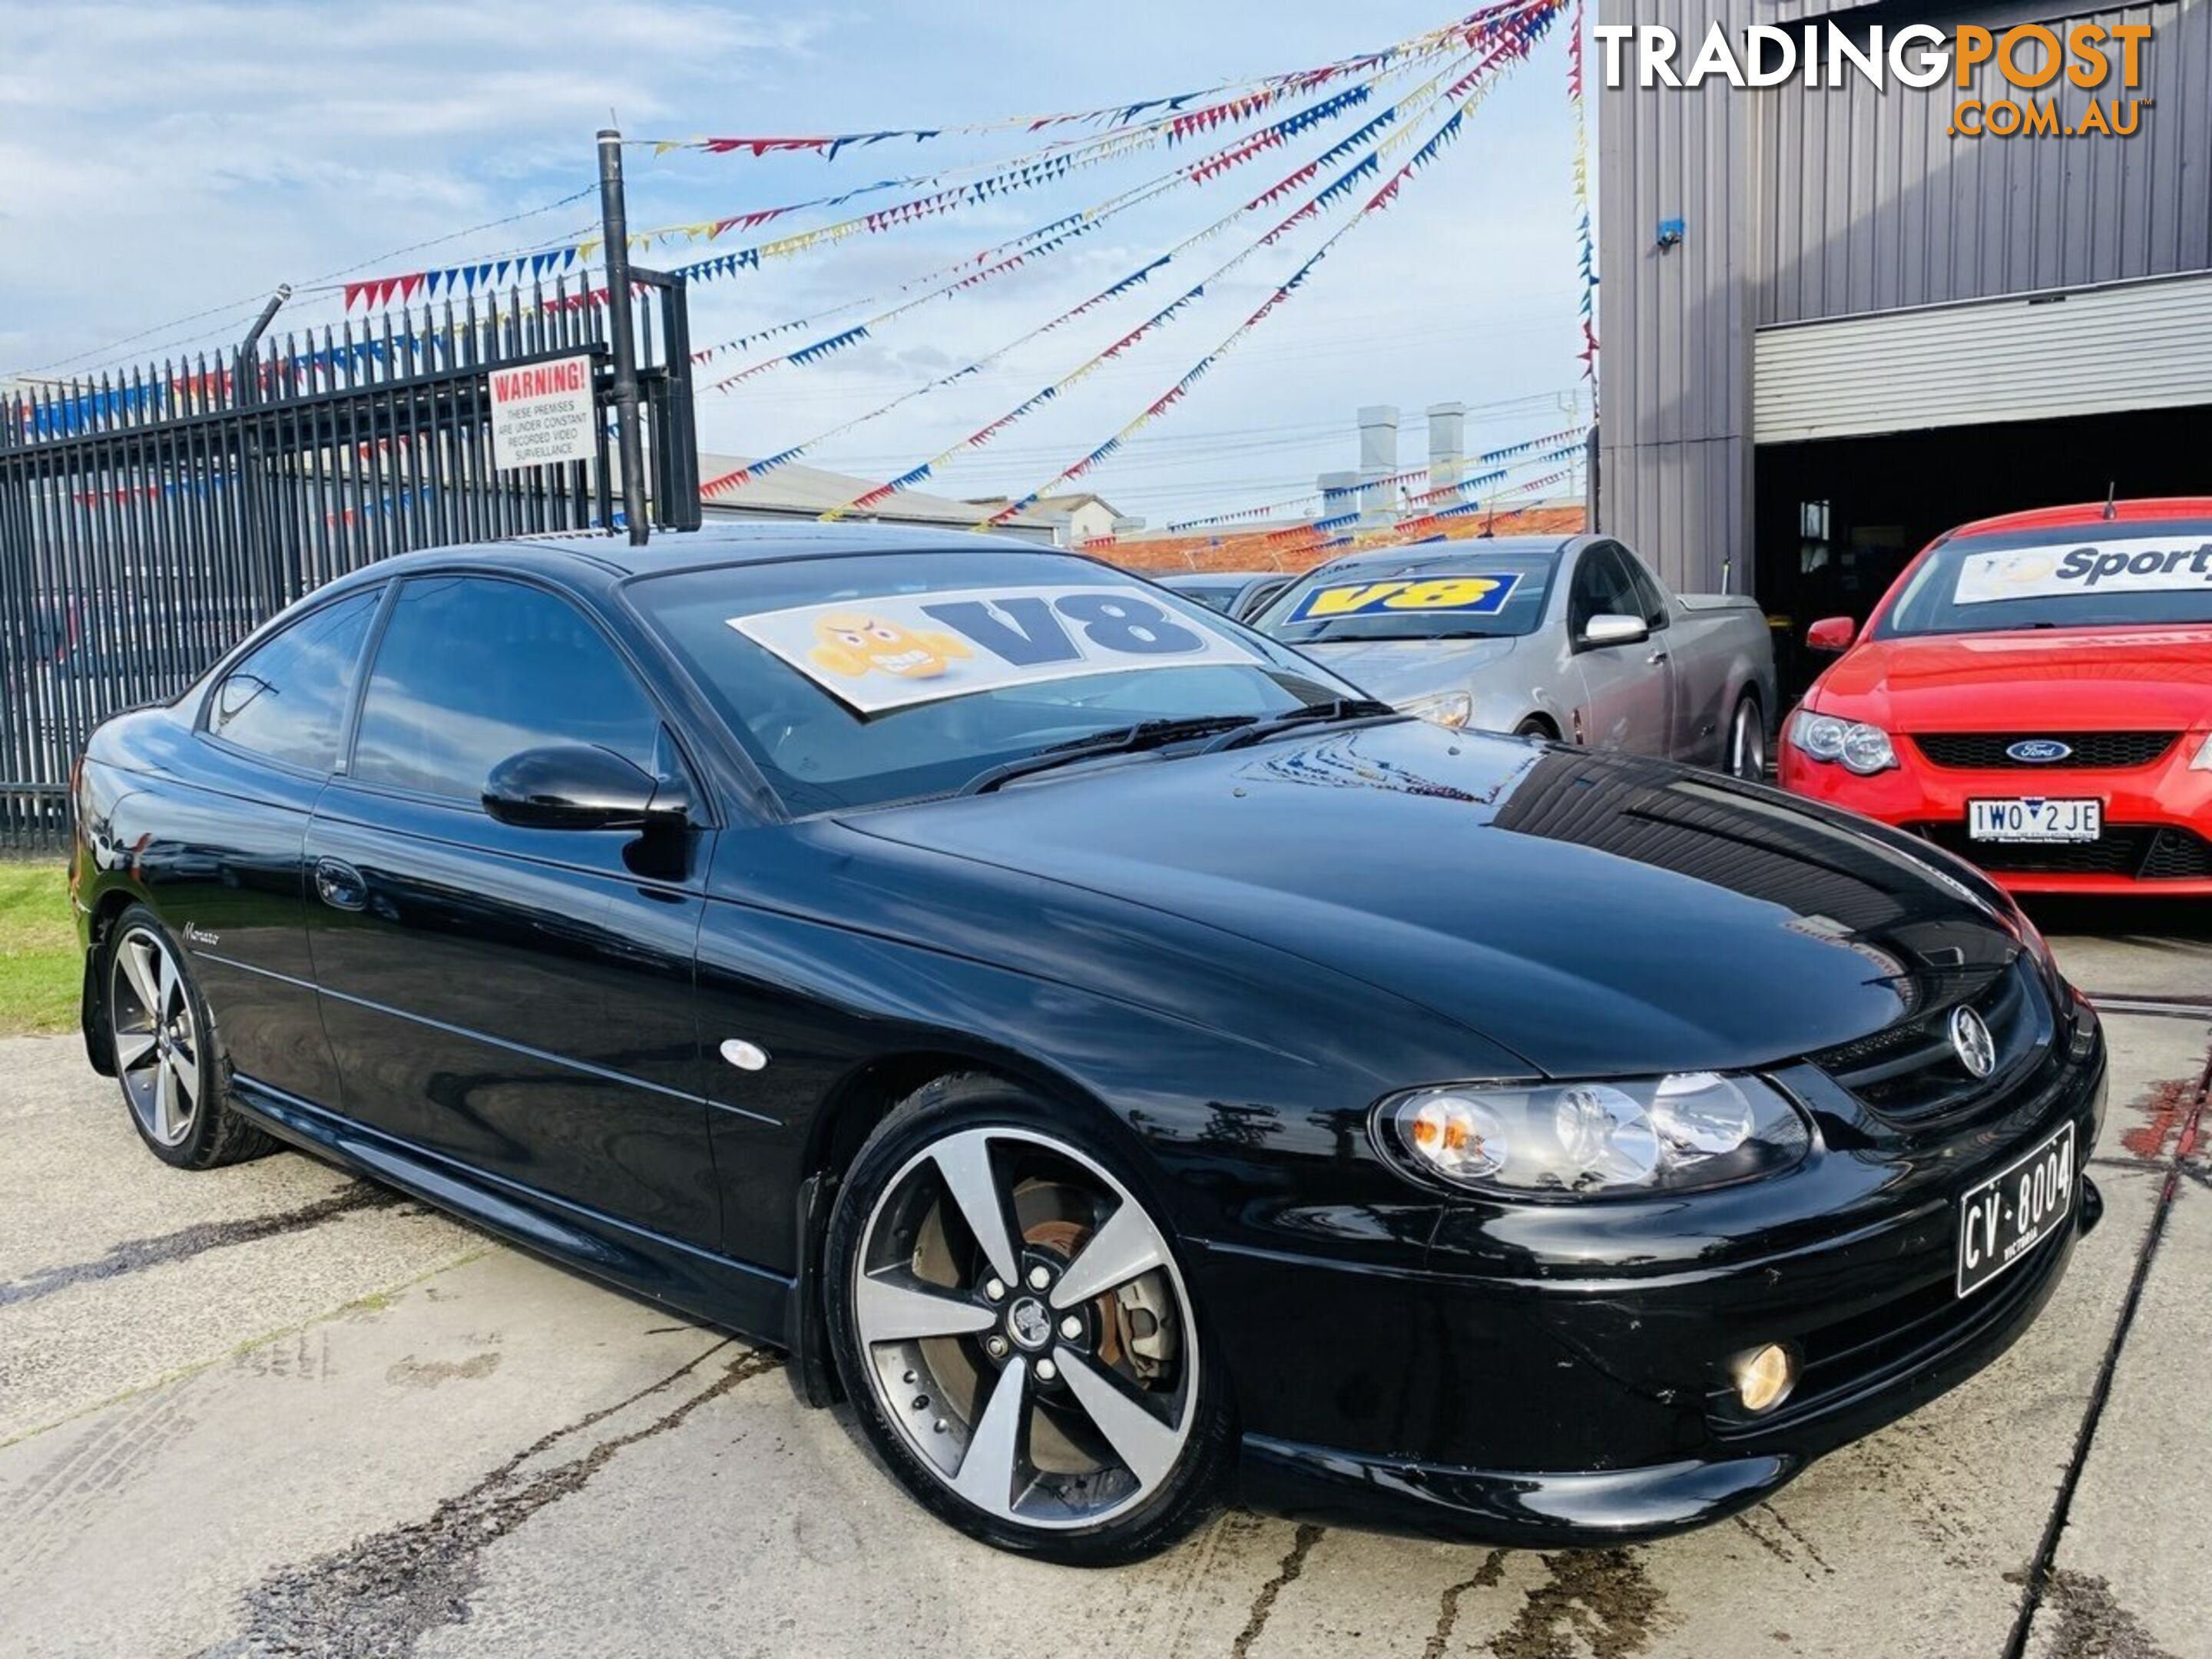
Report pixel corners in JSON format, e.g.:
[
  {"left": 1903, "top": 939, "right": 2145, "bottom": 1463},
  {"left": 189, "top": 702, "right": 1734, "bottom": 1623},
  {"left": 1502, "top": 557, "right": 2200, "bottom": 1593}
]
[
  {"left": 110, "top": 926, "right": 201, "bottom": 1147},
  {"left": 1730, "top": 700, "right": 1768, "bottom": 781},
  {"left": 850, "top": 1126, "right": 1197, "bottom": 1531}
]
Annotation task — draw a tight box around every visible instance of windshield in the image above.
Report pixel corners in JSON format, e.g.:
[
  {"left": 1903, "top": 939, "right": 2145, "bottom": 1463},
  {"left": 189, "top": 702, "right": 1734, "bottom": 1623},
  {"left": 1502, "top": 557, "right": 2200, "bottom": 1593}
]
[
  {"left": 1162, "top": 579, "right": 1243, "bottom": 613},
  {"left": 1876, "top": 522, "right": 2212, "bottom": 637},
  {"left": 629, "top": 551, "right": 1359, "bottom": 812},
  {"left": 1253, "top": 551, "right": 1558, "bottom": 644}
]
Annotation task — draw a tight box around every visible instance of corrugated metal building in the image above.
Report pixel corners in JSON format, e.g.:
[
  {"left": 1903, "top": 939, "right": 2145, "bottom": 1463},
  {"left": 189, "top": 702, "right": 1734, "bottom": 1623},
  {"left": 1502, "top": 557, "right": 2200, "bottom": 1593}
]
[{"left": 1596, "top": 0, "right": 2212, "bottom": 690}]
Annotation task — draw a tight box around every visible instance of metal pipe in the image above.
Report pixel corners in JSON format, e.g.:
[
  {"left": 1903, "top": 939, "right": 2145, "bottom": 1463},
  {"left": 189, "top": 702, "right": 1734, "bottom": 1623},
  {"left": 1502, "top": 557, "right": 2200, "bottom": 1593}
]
[
  {"left": 236, "top": 285, "right": 291, "bottom": 405},
  {"left": 597, "top": 128, "right": 651, "bottom": 546}
]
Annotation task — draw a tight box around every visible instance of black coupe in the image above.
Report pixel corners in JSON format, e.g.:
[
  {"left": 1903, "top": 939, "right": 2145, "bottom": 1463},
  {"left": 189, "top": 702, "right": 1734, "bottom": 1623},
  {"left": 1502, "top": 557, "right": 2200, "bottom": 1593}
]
[{"left": 71, "top": 525, "right": 2105, "bottom": 1565}]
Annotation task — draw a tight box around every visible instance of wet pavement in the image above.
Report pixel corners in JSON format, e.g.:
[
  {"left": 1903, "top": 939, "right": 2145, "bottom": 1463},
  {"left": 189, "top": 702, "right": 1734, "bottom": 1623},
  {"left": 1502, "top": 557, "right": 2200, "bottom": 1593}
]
[{"left": 0, "top": 911, "right": 2206, "bottom": 1659}]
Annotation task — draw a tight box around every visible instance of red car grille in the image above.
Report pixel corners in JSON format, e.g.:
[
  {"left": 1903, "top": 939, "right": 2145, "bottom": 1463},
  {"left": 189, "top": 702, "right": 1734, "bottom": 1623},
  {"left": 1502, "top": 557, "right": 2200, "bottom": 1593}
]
[
  {"left": 1913, "top": 823, "right": 2212, "bottom": 879},
  {"left": 1910, "top": 731, "right": 2178, "bottom": 770}
]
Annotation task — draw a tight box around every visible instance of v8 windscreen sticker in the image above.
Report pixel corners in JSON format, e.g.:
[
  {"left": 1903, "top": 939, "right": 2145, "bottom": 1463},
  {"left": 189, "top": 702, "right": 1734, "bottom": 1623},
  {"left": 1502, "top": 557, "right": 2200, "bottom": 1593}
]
[
  {"left": 729, "top": 584, "right": 1264, "bottom": 714},
  {"left": 1954, "top": 537, "right": 2212, "bottom": 604},
  {"left": 1284, "top": 573, "right": 1521, "bottom": 624}
]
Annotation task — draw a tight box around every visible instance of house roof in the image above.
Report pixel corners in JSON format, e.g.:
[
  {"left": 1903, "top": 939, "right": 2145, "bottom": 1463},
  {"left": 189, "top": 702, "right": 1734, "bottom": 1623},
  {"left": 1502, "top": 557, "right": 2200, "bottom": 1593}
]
[
  {"left": 962, "top": 492, "right": 1122, "bottom": 521},
  {"left": 697, "top": 453, "right": 1058, "bottom": 535}
]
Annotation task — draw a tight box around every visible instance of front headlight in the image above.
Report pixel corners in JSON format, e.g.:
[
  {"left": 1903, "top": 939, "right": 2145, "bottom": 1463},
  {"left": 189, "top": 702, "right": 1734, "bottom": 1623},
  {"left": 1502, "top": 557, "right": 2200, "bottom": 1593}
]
[
  {"left": 1399, "top": 690, "right": 1472, "bottom": 730},
  {"left": 1790, "top": 710, "right": 1897, "bottom": 775},
  {"left": 1375, "top": 1072, "right": 1811, "bottom": 1197},
  {"left": 2191, "top": 733, "right": 2212, "bottom": 771}
]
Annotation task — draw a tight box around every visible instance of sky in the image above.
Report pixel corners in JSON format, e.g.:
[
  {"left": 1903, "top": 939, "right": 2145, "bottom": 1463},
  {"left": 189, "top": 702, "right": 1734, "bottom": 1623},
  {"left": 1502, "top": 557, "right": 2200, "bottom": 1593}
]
[{"left": 0, "top": 1, "right": 1592, "bottom": 530}]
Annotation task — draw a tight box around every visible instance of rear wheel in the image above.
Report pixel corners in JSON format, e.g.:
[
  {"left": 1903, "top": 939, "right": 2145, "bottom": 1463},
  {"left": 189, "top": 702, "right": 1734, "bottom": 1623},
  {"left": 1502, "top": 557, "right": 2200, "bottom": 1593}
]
[
  {"left": 824, "top": 1076, "right": 1230, "bottom": 1564},
  {"left": 105, "top": 906, "right": 272, "bottom": 1170},
  {"left": 1726, "top": 694, "right": 1767, "bottom": 781}
]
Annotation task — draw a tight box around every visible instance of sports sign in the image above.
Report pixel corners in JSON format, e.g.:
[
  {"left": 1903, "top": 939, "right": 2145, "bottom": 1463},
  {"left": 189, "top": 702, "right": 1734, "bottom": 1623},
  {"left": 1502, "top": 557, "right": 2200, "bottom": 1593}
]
[
  {"left": 1283, "top": 574, "right": 1522, "bottom": 624},
  {"left": 488, "top": 355, "right": 598, "bottom": 471},
  {"left": 729, "top": 584, "right": 1264, "bottom": 714},
  {"left": 1954, "top": 537, "right": 2212, "bottom": 605}
]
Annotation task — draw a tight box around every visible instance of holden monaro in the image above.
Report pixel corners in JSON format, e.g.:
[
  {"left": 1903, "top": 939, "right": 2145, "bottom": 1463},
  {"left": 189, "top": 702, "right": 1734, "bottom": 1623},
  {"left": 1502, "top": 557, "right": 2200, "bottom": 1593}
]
[{"left": 73, "top": 524, "right": 2103, "bottom": 1564}]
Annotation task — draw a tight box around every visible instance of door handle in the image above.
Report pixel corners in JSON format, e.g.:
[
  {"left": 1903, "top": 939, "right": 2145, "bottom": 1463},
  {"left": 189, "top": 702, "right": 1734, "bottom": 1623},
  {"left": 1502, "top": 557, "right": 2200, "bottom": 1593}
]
[
  {"left": 1646, "top": 649, "right": 1670, "bottom": 665},
  {"left": 313, "top": 857, "right": 368, "bottom": 912}
]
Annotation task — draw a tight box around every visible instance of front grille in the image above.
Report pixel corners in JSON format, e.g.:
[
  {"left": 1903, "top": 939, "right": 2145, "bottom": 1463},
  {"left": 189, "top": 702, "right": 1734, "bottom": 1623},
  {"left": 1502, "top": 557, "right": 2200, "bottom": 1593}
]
[
  {"left": 2140, "top": 827, "right": 2212, "bottom": 879},
  {"left": 1915, "top": 823, "right": 2212, "bottom": 879},
  {"left": 1811, "top": 956, "right": 2051, "bottom": 1127},
  {"left": 1911, "top": 731, "right": 2177, "bottom": 770}
]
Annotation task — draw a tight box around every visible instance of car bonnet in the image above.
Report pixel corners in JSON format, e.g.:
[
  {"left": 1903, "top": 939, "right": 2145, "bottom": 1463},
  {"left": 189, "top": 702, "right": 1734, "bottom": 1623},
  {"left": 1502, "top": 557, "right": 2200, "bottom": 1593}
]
[{"left": 844, "top": 720, "right": 2025, "bottom": 1078}]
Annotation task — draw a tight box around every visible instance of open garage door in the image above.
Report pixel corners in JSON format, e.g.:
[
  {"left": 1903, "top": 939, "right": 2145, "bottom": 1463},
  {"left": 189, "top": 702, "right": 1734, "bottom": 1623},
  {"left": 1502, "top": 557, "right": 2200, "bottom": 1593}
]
[
  {"left": 1754, "top": 271, "right": 2212, "bottom": 445},
  {"left": 1751, "top": 406, "right": 2212, "bottom": 704}
]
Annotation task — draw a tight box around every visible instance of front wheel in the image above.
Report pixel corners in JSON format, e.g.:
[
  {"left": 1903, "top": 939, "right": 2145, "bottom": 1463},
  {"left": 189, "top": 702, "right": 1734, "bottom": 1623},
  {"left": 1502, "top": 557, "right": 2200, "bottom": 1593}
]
[
  {"left": 823, "top": 1076, "right": 1230, "bottom": 1565},
  {"left": 104, "top": 906, "right": 273, "bottom": 1170},
  {"left": 1725, "top": 694, "right": 1768, "bottom": 781}
]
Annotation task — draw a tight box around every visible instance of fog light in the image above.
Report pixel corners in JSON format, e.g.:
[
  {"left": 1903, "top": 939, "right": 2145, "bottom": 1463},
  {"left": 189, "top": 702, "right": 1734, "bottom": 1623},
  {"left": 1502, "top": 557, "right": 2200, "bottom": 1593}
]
[{"left": 1734, "top": 1343, "right": 1796, "bottom": 1414}]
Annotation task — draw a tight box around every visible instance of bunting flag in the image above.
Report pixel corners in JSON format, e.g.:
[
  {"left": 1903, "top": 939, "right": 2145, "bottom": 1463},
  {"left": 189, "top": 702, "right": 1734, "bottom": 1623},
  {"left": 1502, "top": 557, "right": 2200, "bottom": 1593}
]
[
  {"left": 1084, "top": 432, "right": 1582, "bottom": 553},
  {"left": 799, "top": 29, "right": 1542, "bottom": 519},
  {"left": 695, "top": 57, "right": 1453, "bottom": 394},
  {"left": 72, "top": 473, "right": 230, "bottom": 509},
  {"left": 1568, "top": 0, "right": 1598, "bottom": 398},
  {"left": 660, "top": 65, "right": 1439, "bottom": 301},
  {"left": 339, "top": 0, "right": 1568, "bottom": 316},
  {"left": 342, "top": 246, "right": 581, "bottom": 313},
  {"left": 1379, "top": 465, "right": 1575, "bottom": 542},
  {"left": 699, "top": 83, "right": 1389, "bottom": 398},
  {"left": 974, "top": 1, "right": 1561, "bottom": 529},
  {"left": 697, "top": 61, "right": 1477, "bottom": 502},
  {"left": 341, "top": 66, "right": 1409, "bottom": 313},
  {"left": 644, "top": 0, "right": 1545, "bottom": 156}
]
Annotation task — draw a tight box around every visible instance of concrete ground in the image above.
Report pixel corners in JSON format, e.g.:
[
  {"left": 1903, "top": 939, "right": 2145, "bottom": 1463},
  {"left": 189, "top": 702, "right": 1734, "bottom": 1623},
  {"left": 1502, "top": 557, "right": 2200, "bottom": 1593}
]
[{"left": 1, "top": 912, "right": 2207, "bottom": 1659}]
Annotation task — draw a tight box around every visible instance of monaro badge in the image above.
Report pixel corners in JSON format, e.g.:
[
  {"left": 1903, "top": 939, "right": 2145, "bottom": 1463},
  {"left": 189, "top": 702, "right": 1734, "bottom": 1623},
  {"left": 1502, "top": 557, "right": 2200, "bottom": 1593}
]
[{"left": 2005, "top": 739, "right": 2073, "bottom": 763}]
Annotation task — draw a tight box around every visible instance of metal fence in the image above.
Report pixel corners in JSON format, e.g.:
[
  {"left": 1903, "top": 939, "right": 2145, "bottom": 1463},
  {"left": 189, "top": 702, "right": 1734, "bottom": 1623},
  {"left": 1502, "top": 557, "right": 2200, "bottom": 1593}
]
[{"left": 0, "top": 273, "right": 698, "bottom": 850}]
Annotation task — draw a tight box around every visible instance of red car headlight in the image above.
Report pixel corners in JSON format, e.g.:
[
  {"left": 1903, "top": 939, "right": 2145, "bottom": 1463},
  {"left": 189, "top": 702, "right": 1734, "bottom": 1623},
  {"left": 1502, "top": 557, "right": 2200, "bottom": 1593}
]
[{"left": 1790, "top": 710, "right": 1897, "bottom": 776}]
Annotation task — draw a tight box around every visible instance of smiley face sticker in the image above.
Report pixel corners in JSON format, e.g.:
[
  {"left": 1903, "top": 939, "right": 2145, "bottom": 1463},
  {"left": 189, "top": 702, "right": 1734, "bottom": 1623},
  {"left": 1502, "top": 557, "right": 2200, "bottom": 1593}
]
[{"left": 807, "top": 612, "right": 974, "bottom": 680}]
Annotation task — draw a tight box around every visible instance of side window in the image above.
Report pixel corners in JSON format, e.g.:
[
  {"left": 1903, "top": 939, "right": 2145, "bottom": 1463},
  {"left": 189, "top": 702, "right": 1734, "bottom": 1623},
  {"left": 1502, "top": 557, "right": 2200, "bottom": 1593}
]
[
  {"left": 350, "top": 576, "right": 661, "bottom": 803},
  {"left": 207, "top": 589, "right": 380, "bottom": 771},
  {"left": 1619, "top": 548, "right": 1671, "bottom": 629},
  {"left": 1568, "top": 545, "right": 1638, "bottom": 637}
]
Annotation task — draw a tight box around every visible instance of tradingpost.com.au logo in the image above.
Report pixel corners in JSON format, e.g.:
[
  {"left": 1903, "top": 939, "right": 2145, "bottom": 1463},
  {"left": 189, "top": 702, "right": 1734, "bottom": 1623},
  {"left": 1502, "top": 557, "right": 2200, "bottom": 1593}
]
[{"left": 1591, "top": 18, "right": 2154, "bottom": 139}]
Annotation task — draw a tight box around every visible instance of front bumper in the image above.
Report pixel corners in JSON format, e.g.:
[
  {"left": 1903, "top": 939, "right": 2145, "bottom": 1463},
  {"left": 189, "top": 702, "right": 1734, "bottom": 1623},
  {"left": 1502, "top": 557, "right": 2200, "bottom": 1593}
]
[
  {"left": 1205, "top": 1014, "right": 2108, "bottom": 1545},
  {"left": 1779, "top": 732, "right": 2212, "bottom": 894}
]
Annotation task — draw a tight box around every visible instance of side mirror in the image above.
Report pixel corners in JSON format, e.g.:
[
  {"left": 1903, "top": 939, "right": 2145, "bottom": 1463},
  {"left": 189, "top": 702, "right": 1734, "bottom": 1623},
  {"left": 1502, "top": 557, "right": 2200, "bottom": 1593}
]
[
  {"left": 1581, "top": 613, "right": 1650, "bottom": 649},
  {"left": 1806, "top": 616, "right": 1856, "bottom": 653},
  {"left": 482, "top": 745, "right": 683, "bottom": 832}
]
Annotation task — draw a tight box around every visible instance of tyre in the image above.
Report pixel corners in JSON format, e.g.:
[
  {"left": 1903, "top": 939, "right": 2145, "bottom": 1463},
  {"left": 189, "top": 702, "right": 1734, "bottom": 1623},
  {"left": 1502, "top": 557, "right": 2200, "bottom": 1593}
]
[
  {"left": 104, "top": 905, "right": 273, "bottom": 1170},
  {"left": 823, "top": 1075, "right": 1230, "bottom": 1565},
  {"left": 1514, "top": 717, "right": 1557, "bottom": 740},
  {"left": 1725, "top": 693, "right": 1768, "bottom": 781}
]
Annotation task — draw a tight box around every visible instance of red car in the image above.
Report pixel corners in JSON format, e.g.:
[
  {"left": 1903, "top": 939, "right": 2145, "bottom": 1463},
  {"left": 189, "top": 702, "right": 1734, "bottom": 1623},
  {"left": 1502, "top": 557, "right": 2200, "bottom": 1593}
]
[{"left": 1780, "top": 498, "right": 2212, "bottom": 896}]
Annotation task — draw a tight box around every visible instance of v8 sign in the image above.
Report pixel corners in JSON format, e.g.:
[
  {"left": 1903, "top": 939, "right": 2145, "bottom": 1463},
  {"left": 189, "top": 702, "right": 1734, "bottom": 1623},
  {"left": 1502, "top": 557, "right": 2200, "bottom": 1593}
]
[{"left": 489, "top": 354, "right": 598, "bottom": 470}]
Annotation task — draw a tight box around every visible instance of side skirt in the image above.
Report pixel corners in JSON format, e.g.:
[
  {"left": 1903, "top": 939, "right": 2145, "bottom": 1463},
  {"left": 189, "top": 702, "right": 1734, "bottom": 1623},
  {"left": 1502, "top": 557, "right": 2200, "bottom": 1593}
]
[{"left": 229, "top": 1078, "right": 795, "bottom": 1347}]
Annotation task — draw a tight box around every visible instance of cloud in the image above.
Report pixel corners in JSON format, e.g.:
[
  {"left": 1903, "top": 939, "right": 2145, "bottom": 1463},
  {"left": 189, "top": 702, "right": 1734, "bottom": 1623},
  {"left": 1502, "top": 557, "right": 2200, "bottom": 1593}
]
[{"left": 2, "top": 0, "right": 1593, "bottom": 518}]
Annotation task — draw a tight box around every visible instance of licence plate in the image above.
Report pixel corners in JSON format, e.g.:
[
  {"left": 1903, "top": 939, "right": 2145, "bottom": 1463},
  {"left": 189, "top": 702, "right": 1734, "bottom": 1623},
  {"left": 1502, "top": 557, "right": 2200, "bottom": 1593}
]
[
  {"left": 1968, "top": 797, "right": 2102, "bottom": 843},
  {"left": 1956, "top": 1122, "right": 2075, "bottom": 1299}
]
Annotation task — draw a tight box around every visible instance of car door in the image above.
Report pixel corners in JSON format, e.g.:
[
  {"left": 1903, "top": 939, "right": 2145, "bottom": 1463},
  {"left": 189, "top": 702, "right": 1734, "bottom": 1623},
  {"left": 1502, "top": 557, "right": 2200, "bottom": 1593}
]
[
  {"left": 1566, "top": 541, "right": 1674, "bottom": 757},
  {"left": 303, "top": 572, "right": 720, "bottom": 1250},
  {"left": 1616, "top": 544, "right": 1700, "bottom": 759},
  {"left": 165, "top": 585, "right": 384, "bottom": 1107}
]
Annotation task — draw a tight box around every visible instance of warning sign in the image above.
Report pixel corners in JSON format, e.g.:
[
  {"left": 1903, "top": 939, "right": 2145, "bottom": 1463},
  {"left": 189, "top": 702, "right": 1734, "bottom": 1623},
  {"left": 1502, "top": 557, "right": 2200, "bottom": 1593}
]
[{"left": 489, "top": 355, "right": 597, "bottom": 470}]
